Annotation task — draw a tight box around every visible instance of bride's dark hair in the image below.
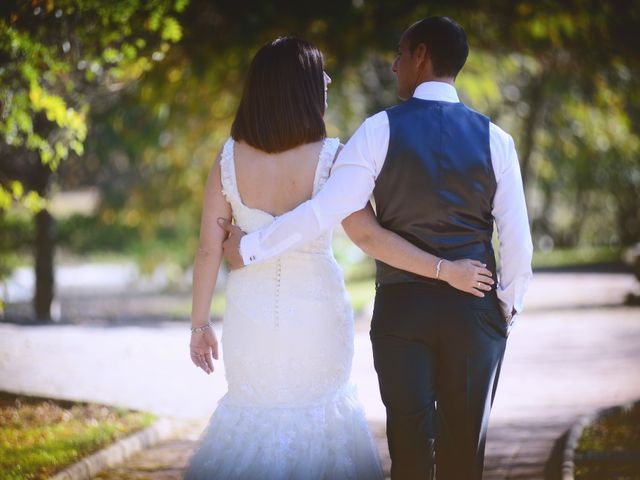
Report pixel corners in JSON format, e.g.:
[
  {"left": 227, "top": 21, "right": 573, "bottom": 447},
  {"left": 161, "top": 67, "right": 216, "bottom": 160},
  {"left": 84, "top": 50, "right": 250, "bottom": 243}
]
[{"left": 231, "top": 36, "right": 327, "bottom": 153}]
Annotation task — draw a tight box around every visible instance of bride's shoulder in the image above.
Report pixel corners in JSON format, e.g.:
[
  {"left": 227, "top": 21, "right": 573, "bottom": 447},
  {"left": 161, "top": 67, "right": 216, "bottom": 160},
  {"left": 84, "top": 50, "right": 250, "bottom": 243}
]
[
  {"left": 220, "top": 136, "right": 235, "bottom": 161},
  {"left": 322, "top": 137, "right": 342, "bottom": 164},
  {"left": 326, "top": 136, "right": 342, "bottom": 148}
]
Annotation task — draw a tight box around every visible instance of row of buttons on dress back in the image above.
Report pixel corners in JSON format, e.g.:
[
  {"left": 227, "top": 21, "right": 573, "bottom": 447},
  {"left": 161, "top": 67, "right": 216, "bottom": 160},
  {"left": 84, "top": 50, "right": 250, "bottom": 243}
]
[{"left": 275, "top": 258, "right": 282, "bottom": 328}]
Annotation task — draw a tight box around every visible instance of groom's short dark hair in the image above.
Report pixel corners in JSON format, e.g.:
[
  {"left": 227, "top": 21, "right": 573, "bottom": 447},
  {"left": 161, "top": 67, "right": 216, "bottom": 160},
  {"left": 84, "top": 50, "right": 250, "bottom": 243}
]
[
  {"left": 231, "top": 37, "right": 327, "bottom": 153},
  {"left": 405, "top": 16, "right": 469, "bottom": 78}
]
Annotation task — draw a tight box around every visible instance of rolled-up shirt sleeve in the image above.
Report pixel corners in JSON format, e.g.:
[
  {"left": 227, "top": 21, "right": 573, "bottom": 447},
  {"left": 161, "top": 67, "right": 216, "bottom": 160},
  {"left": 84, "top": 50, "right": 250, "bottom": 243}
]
[
  {"left": 490, "top": 125, "right": 534, "bottom": 322},
  {"left": 239, "top": 113, "right": 388, "bottom": 265}
]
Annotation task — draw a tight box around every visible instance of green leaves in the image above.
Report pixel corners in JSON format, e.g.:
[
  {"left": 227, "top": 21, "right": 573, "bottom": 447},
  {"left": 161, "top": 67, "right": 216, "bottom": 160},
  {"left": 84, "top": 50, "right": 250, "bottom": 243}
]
[
  {"left": 161, "top": 17, "right": 182, "bottom": 42},
  {"left": 0, "top": 0, "right": 189, "bottom": 214}
]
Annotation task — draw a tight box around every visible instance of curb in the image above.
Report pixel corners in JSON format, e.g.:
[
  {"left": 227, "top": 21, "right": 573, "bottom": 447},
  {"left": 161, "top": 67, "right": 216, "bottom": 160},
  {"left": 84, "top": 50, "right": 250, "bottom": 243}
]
[
  {"left": 48, "top": 415, "right": 191, "bottom": 480},
  {"left": 559, "top": 399, "right": 640, "bottom": 480}
]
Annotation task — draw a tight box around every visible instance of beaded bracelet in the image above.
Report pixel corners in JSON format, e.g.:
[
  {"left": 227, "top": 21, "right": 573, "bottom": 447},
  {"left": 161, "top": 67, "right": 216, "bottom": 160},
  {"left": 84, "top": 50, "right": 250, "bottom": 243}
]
[{"left": 191, "top": 321, "right": 213, "bottom": 334}]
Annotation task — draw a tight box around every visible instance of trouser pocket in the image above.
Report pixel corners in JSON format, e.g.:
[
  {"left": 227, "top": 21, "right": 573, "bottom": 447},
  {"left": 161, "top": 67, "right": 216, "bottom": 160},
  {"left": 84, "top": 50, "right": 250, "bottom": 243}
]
[{"left": 474, "top": 308, "right": 509, "bottom": 339}]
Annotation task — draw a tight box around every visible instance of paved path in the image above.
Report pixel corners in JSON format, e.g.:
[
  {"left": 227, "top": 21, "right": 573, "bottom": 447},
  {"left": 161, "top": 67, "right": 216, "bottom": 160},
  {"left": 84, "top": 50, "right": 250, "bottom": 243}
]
[{"left": 1, "top": 272, "right": 639, "bottom": 479}]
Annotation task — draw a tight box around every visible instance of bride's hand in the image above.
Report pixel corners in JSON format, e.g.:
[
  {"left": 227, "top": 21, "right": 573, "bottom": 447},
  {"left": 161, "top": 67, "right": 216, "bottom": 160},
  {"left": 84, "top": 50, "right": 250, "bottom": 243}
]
[
  {"left": 439, "top": 259, "right": 495, "bottom": 297},
  {"left": 190, "top": 327, "right": 219, "bottom": 375}
]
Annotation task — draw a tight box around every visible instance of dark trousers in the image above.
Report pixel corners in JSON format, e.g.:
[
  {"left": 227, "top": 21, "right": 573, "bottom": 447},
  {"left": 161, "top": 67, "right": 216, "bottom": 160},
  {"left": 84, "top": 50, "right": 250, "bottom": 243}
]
[{"left": 370, "top": 282, "right": 508, "bottom": 480}]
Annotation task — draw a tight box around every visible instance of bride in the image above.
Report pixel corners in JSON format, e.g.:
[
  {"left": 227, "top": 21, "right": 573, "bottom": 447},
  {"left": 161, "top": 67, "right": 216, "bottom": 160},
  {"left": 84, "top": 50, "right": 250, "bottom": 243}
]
[{"left": 183, "top": 36, "right": 494, "bottom": 479}]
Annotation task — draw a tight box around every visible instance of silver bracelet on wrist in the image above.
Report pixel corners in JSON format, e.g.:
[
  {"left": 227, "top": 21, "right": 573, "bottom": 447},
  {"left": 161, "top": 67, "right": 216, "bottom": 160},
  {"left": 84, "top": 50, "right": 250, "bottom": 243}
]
[
  {"left": 435, "top": 258, "right": 444, "bottom": 279},
  {"left": 191, "top": 321, "right": 213, "bottom": 334}
]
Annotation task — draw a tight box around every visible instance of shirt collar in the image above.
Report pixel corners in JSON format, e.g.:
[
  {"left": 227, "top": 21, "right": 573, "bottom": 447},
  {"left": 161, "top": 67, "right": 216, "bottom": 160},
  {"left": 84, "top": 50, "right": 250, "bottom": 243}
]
[{"left": 412, "top": 81, "right": 460, "bottom": 103}]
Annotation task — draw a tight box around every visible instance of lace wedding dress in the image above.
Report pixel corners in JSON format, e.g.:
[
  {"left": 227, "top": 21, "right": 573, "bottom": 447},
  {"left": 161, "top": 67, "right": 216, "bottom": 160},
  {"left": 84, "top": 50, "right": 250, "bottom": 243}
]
[{"left": 183, "top": 137, "right": 384, "bottom": 479}]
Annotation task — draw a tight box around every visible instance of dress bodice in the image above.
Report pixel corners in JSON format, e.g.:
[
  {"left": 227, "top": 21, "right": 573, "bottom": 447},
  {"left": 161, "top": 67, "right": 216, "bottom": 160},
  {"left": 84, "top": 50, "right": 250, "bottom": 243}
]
[{"left": 219, "top": 136, "right": 340, "bottom": 257}]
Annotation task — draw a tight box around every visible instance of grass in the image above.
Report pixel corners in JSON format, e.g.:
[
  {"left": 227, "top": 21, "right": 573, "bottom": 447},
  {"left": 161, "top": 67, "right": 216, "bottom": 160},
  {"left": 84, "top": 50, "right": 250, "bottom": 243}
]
[
  {"left": 0, "top": 391, "right": 157, "bottom": 480},
  {"left": 532, "top": 246, "right": 622, "bottom": 269},
  {"left": 575, "top": 402, "right": 640, "bottom": 479}
]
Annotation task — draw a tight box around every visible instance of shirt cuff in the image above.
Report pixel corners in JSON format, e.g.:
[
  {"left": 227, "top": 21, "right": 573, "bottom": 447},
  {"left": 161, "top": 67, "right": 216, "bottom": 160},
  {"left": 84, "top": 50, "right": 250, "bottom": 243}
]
[
  {"left": 239, "top": 234, "right": 260, "bottom": 266},
  {"left": 498, "top": 299, "right": 516, "bottom": 326}
]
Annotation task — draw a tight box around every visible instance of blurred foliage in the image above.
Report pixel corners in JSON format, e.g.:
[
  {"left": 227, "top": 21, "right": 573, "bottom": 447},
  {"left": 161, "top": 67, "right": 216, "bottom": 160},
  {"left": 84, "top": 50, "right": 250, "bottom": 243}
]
[
  {"left": 76, "top": 0, "right": 639, "bottom": 275},
  {"left": 575, "top": 402, "right": 640, "bottom": 479},
  {"left": 577, "top": 403, "right": 640, "bottom": 452},
  {"left": 0, "top": 0, "right": 186, "bottom": 209},
  {"left": 0, "top": 211, "right": 32, "bottom": 282},
  {"left": 2, "top": 0, "right": 640, "bottom": 283},
  {"left": 55, "top": 213, "right": 138, "bottom": 254}
]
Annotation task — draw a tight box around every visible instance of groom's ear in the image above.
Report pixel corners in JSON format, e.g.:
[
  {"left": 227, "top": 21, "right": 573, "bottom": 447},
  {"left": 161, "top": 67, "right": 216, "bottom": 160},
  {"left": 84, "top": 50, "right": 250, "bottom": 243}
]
[{"left": 413, "top": 43, "right": 429, "bottom": 66}]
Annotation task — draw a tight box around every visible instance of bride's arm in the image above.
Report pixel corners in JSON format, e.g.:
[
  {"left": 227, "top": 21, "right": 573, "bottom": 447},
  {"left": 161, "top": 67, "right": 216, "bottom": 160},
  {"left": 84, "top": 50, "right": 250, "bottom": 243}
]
[
  {"left": 342, "top": 203, "right": 495, "bottom": 297},
  {"left": 192, "top": 149, "right": 231, "bottom": 327},
  {"left": 190, "top": 149, "right": 232, "bottom": 373}
]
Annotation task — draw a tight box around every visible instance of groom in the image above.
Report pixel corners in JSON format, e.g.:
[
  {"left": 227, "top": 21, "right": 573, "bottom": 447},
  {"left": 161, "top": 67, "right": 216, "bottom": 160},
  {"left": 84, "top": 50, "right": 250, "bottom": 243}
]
[{"left": 220, "top": 16, "right": 533, "bottom": 479}]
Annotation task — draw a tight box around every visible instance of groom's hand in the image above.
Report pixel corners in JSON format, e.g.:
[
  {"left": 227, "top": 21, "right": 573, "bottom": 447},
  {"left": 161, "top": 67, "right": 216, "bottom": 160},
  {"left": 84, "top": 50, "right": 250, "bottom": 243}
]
[{"left": 218, "top": 218, "right": 246, "bottom": 270}]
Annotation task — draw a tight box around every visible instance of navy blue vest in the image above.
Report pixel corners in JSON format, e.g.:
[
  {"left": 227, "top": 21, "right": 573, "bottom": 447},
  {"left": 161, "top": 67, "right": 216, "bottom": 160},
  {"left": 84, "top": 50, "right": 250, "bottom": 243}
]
[{"left": 373, "top": 97, "right": 497, "bottom": 289}]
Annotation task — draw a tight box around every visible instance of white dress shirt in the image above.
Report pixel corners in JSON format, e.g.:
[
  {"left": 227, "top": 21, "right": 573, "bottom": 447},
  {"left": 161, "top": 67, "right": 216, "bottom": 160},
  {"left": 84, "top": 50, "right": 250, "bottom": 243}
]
[{"left": 239, "top": 81, "right": 534, "bottom": 321}]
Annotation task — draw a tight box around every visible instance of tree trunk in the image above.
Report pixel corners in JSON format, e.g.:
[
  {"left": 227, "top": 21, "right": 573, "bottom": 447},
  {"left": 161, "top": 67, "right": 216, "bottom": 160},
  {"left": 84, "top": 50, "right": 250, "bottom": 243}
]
[
  {"left": 567, "top": 187, "right": 588, "bottom": 247},
  {"left": 32, "top": 161, "right": 55, "bottom": 321},
  {"left": 34, "top": 208, "right": 55, "bottom": 320},
  {"left": 519, "top": 73, "right": 547, "bottom": 190}
]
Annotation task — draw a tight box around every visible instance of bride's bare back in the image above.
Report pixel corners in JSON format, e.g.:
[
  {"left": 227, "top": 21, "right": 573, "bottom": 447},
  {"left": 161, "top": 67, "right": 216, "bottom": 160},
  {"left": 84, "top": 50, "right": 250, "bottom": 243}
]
[{"left": 232, "top": 140, "right": 328, "bottom": 216}]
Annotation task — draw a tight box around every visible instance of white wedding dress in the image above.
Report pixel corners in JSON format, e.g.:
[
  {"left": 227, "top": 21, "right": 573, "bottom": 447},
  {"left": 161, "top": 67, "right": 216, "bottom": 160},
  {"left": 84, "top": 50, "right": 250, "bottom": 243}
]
[{"left": 183, "top": 137, "right": 384, "bottom": 479}]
